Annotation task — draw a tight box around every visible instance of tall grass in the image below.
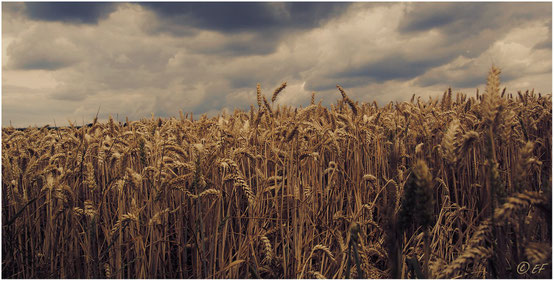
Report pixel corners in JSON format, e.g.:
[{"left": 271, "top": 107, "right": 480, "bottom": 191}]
[{"left": 2, "top": 67, "right": 551, "bottom": 278}]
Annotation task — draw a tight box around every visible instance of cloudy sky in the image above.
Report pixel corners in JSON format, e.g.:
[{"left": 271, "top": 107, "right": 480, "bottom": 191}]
[{"left": 2, "top": 2, "right": 552, "bottom": 127}]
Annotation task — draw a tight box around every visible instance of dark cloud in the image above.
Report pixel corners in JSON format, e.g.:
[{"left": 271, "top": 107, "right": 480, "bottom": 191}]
[
  {"left": 396, "top": 2, "right": 551, "bottom": 67},
  {"left": 141, "top": 2, "right": 349, "bottom": 34},
  {"left": 141, "top": 2, "right": 350, "bottom": 55},
  {"left": 534, "top": 40, "right": 552, "bottom": 50},
  {"left": 229, "top": 76, "right": 258, "bottom": 89},
  {"left": 187, "top": 33, "right": 279, "bottom": 56},
  {"left": 399, "top": 2, "right": 550, "bottom": 36},
  {"left": 324, "top": 43, "right": 476, "bottom": 88},
  {"left": 331, "top": 54, "right": 450, "bottom": 84},
  {"left": 12, "top": 59, "right": 69, "bottom": 71},
  {"left": 24, "top": 2, "right": 118, "bottom": 24},
  {"left": 399, "top": 3, "right": 482, "bottom": 34}
]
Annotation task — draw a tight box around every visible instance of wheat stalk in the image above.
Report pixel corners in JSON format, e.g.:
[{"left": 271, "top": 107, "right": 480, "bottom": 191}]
[{"left": 272, "top": 82, "right": 287, "bottom": 103}]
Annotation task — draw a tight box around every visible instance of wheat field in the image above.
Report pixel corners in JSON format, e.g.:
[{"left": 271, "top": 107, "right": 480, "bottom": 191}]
[{"left": 2, "top": 67, "right": 551, "bottom": 278}]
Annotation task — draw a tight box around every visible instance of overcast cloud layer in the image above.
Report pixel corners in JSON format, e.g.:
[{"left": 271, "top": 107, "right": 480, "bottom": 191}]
[{"left": 2, "top": 2, "right": 552, "bottom": 127}]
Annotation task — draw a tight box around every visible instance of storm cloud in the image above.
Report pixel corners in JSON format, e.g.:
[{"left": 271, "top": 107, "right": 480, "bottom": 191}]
[
  {"left": 141, "top": 2, "right": 349, "bottom": 34},
  {"left": 2, "top": 2, "right": 551, "bottom": 127},
  {"left": 24, "top": 2, "right": 119, "bottom": 24},
  {"left": 399, "top": 3, "right": 550, "bottom": 36},
  {"left": 140, "top": 2, "right": 350, "bottom": 56}
]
